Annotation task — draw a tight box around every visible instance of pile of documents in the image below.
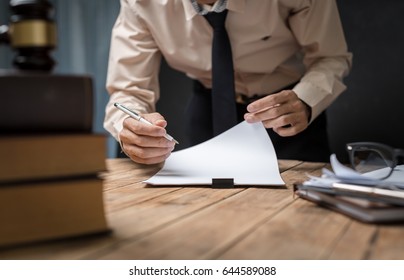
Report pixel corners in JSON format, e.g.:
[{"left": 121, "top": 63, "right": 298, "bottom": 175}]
[{"left": 295, "top": 155, "right": 404, "bottom": 223}]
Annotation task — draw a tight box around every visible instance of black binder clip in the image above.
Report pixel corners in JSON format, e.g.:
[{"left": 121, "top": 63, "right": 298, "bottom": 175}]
[{"left": 212, "top": 178, "right": 234, "bottom": 188}]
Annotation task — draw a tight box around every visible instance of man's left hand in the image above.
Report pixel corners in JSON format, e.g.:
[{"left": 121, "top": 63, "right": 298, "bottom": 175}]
[{"left": 244, "top": 90, "right": 311, "bottom": 137}]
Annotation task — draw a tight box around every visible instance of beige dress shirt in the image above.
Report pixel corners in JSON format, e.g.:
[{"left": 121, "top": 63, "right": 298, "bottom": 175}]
[{"left": 104, "top": 0, "right": 352, "bottom": 141}]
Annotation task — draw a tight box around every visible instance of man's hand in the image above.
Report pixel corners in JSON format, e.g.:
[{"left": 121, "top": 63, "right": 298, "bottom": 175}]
[
  {"left": 119, "top": 113, "right": 176, "bottom": 164},
  {"left": 244, "top": 90, "right": 311, "bottom": 137}
]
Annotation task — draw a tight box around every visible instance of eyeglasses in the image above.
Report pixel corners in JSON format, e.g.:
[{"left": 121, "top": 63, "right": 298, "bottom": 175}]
[{"left": 346, "top": 142, "right": 404, "bottom": 180}]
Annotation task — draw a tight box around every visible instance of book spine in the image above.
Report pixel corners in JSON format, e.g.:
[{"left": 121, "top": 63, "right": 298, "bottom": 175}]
[{"left": 0, "top": 73, "right": 93, "bottom": 133}]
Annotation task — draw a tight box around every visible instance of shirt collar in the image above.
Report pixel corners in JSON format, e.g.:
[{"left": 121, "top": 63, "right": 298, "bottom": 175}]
[{"left": 182, "top": 0, "right": 245, "bottom": 21}]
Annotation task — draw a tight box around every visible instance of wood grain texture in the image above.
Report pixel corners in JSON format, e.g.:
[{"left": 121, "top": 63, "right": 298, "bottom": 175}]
[{"left": 1, "top": 159, "right": 403, "bottom": 260}]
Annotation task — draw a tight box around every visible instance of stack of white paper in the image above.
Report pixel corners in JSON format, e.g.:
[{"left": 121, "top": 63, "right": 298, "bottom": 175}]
[{"left": 304, "top": 154, "right": 404, "bottom": 189}]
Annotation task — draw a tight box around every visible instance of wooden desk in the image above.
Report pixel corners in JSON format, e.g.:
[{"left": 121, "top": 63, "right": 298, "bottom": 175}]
[{"left": 1, "top": 159, "right": 404, "bottom": 260}]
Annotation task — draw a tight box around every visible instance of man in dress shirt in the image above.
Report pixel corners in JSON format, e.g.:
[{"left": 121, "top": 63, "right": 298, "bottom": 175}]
[{"left": 104, "top": 0, "right": 352, "bottom": 164}]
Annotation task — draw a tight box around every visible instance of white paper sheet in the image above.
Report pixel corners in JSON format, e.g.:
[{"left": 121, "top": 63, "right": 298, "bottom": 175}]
[
  {"left": 144, "top": 121, "right": 285, "bottom": 186},
  {"left": 304, "top": 154, "right": 404, "bottom": 189}
]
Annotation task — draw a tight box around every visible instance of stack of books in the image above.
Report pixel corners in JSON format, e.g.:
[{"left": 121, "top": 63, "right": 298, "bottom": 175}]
[{"left": 0, "top": 71, "right": 109, "bottom": 248}]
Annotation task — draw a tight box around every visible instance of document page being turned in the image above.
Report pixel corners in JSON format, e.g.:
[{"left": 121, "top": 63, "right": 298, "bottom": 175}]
[{"left": 144, "top": 121, "right": 285, "bottom": 186}]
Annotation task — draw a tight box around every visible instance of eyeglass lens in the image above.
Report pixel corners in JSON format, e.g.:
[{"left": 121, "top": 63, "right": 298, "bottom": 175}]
[{"left": 352, "top": 148, "right": 394, "bottom": 179}]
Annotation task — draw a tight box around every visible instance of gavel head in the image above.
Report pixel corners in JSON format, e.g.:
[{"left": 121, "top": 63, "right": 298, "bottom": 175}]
[{"left": 0, "top": 0, "right": 57, "bottom": 71}]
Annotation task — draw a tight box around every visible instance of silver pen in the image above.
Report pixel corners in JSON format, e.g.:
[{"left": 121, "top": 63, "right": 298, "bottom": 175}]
[{"left": 114, "top": 102, "right": 179, "bottom": 144}]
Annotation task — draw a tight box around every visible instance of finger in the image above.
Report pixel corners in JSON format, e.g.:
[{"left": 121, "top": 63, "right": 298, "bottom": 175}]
[
  {"left": 123, "top": 117, "right": 167, "bottom": 138},
  {"left": 122, "top": 143, "right": 174, "bottom": 165},
  {"left": 274, "top": 121, "right": 307, "bottom": 137},
  {"left": 264, "top": 113, "right": 308, "bottom": 137},
  {"left": 146, "top": 113, "right": 168, "bottom": 128},
  {"left": 120, "top": 127, "right": 175, "bottom": 149},
  {"left": 129, "top": 152, "right": 171, "bottom": 165},
  {"left": 245, "top": 103, "right": 283, "bottom": 123},
  {"left": 247, "top": 97, "right": 309, "bottom": 126},
  {"left": 262, "top": 112, "right": 295, "bottom": 129},
  {"left": 247, "top": 90, "right": 295, "bottom": 113}
]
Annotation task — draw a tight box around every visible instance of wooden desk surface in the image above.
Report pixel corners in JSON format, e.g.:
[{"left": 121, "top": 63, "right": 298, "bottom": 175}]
[{"left": 1, "top": 158, "right": 404, "bottom": 260}]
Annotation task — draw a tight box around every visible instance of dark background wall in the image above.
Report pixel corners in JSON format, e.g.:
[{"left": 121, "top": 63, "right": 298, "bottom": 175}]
[
  {"left": 158, "top": 0, "right": 404, "bottom": 162},
  {"left": 327, "top": 0, "right": 404, "bottom": 162}
]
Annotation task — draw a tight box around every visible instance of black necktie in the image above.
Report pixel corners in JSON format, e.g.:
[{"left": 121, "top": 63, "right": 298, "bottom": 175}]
[{"left": 204, "top": 9, "right": 238, "bottom": 136}]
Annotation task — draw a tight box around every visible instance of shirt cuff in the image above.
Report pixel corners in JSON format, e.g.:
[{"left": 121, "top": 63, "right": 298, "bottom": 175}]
[{"left": 293, "top": 80, "right": 345, "bottom": 123}]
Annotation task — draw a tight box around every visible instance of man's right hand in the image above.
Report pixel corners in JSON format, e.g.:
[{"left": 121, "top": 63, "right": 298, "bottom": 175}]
[{"left": 119, "top": 112, "right": 176, "bottom": 165}]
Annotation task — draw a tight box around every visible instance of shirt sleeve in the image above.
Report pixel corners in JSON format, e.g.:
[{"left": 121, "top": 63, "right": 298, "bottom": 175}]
[
  {"left": 288, "top": 0, "right": 353, "bottom": 122},
  {"left": 104, "top": 0, "right": 162, "bottom": 141}
]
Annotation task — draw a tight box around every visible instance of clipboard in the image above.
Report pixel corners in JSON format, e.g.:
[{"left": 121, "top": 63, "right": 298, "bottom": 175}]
[{"left": 144, "top": 121, "right": 285, "bottom": 186}]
